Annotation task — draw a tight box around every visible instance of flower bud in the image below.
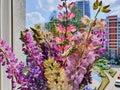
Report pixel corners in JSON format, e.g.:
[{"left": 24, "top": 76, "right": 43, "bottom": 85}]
[
  {"left": 63, "top": 2, "right": 67, "bottom": 8},
  {"left": 103, "top": 5, "right": 110, "bottom": 9},
  {"left": 93, "top": 0, "right": 99, "bottom": 10},
  {"left": 93, "top": 2, "right": 98, "bottom": 10},
  {"left": 99, "top": 1, "right": 102, "bottom": 6},
  {"left": 58, "top": 4, "right": 63, "bottom": 10},
  {"left": 68, "top": 2, "right": 74, "bottom": 10},
  {"left": 101, "top": 8, "right": 111, "bottom": 13}
]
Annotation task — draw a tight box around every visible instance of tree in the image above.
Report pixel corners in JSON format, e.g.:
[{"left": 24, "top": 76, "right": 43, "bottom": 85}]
[
  {"left": 115, "top": 56, "right": 120, "bottom": 65},
  {"left": 45, "top": 6, "right": 81, "bottom": 32}
]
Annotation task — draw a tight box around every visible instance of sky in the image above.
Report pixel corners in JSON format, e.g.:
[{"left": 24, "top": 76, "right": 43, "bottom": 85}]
[{"left": 26, "top": 0, "right": 120, "bottom": 27}]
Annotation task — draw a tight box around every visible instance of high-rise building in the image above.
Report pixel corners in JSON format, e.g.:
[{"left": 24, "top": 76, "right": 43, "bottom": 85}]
[
  {"left": 105, "top": 15, "right": 120, "bottom": 58},
  {"left": 75, "top": 0, "right": 90, "bottom": 18}
]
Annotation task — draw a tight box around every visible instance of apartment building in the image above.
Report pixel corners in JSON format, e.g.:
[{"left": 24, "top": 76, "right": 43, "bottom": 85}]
[{"left": 105, "top": 15, "right": 120, "bottom": 58}]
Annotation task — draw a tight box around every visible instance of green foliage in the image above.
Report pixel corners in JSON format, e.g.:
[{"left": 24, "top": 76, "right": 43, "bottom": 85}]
[
  {"left": 94, "top": 59, "right": 109, "bottom": 70},
  {"left": 95, "top": 46, "right": 101, "bottom": 49},
  {"left": 70, "top": 6, "right": 81, "bottom": 31},
  {"left": 45, "top": 6, "right": 81, "bottom": 32},
  {"left": 115, "top": 57, "right": 120, "bottom": 65},
  {"left": 45, "top": 19, "right": 59, "bottom": 32},
  {"left": 109, "top": 69, "right": 113, "bottom": 74}
]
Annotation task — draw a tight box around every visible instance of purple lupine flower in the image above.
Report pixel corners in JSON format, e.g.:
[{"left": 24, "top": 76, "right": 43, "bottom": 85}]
[{"left": 20, "top": 29, "right": 48, "bottom": 89}]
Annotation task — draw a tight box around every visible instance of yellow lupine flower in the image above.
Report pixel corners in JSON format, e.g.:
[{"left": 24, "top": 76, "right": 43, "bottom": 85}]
[{"left": 44, "top": 57, "right": 72, "bottom": 90}]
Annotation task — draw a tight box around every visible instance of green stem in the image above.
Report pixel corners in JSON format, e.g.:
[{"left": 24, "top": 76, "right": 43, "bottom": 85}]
[
  {"left": 62, "top": 0, "right": 68, "bottom": 54},
  {"left": 81, "top": 6, "right": 102, "bottom": 57},
  {"left": 74, "top": 6, "right": 102, "bottom": 78}
]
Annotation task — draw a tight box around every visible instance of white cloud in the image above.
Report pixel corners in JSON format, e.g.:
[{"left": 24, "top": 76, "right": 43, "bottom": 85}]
[
  {"left": 38, "top": 0, "right": 42, "bottom": 8},
  {"left": 36, "top": 0, "right": 80, "bottom": 12},
  {"left": 36, "top": 0, "right": 120, "bottom": 18},
  {"left": 47, "top": 0, "right": 54, "bottom": 4},
  {"left": 110, "top": 6, "right": 120, "bottom": 16},
  {"left": 37, "top": 0, "right": 61, "bottom": 12},
  {"left": 103, "top": 0, "right": 117, "bottom": 5},
  {"left": 102, "top": 0, "right": 120, "bottom": 17},
  {"left": 26, "top": 12, "right": 45, "bottom": 24},
  {"left": 49, "top": 6, "right": 55, "bottom": 12}
]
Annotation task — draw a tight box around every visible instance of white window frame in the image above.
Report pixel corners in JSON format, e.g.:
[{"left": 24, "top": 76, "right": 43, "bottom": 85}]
[{"left": 0, "top": 0, "right": 26, "bottom": 90}]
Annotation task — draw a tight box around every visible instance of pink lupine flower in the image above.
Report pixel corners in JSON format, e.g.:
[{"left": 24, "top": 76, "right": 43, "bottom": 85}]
[
  {"left": 67, "top": 25, "right": 76, "bottom": 33},
  {"left": 68, "top": 2, "right": 74, "bottom": 10},
  {"left": 55, "top": 45, "right": 64, "bottom": 51},
  {"left": 66, "top": 11, "right": 69, "bottom": 19},
  {"left": 55, "top": 36, "right": 65, "bottom": 43},
  {"left": 64, "top": 45, "right": 71, "bottom": 51},
  {"left": 81, "top": 15, "right": 90, "bottom": 25},
  {"left": 57, "top": 24, "right": 65, "bottom": 33},
  {"left": 55, "top": 45, "right": 70, "bottom": 52},
  {"left": 79, "top": 66, "right": 87, "bottom": 74},
  {"left": 68, "top": 11, "right": 75, "bottom": 19},
  {"left": 87, "top": 44, "right": 94, "bottom": 51},
  {"left": 57, "top": 24, "right": 76, "bottom": 33},
  {"left": 87, "top": 51, "right": 95, "bottom": 64},
  {"left": 58, "top": 12, "right": 64, "bottom": 21},
  {"left": 66, "top": 57, "right": 76, "bottom": 71},
  {"left": 81, "top": 59, "right": 89, "bottom": 68},
  {"left": 76, "top": 32, "right": 82, "bottom": 37},
  {"left": 105, "top": 40, "right": 109, "bottom": 44},
  {"left": 67, "top": 35, "right": 74, "bottom": 41},
  {"left": 0, "top": 40, "right": 7, "bottom": 48},
  {"left": 104, "top": 31, "right": 109, "bottom": 35},
  {"left": 63, "top": 2, "right": 67, "bottom": 8},
  {"left": 94, "top": 20, "right": 107, "bottom": 30},
  {"left": 91, "top": 35, "right": 102, "bottom": 45},
  {"left": 57, "top": 4, "right": 63, "bottom": 10},
  {"left": 76, "top": 73, "right": 84, "bottom": 84}
]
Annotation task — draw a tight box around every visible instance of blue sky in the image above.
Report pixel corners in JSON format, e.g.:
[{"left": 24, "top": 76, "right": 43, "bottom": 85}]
[{"left": 26, "top": 0, "right": 120, "bottom": 27}]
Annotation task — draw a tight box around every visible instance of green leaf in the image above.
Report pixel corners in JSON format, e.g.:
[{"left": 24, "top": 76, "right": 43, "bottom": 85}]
[
  {"left": 93, "top": 58, "right": 110, "bottom": 70},
  {"left": 95, "top": 46, "right": 100, "bottom": 49},
  {"left": 98, "top": 59, "right": 109, "bottom": 64},
  {"left": 95, "top": 54, "right": 100, "bottom": 57}
]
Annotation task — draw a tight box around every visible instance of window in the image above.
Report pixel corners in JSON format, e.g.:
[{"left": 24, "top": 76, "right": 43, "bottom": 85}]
[{"left": 0, "top": 0, "right": 26, "bottom": 89}]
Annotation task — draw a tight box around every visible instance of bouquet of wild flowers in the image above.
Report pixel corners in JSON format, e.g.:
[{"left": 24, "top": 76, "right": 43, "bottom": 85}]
[{"left": 0, "top": 0, "right": 110, "bottom": 90}]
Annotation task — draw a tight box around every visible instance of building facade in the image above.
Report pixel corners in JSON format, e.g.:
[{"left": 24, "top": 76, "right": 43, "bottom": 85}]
[
  {"left": 75, "top": 0, "right": 90, "bottom": 18},
  {"left": 105, "top": 15, "right": 120, "bottom": 58}
]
